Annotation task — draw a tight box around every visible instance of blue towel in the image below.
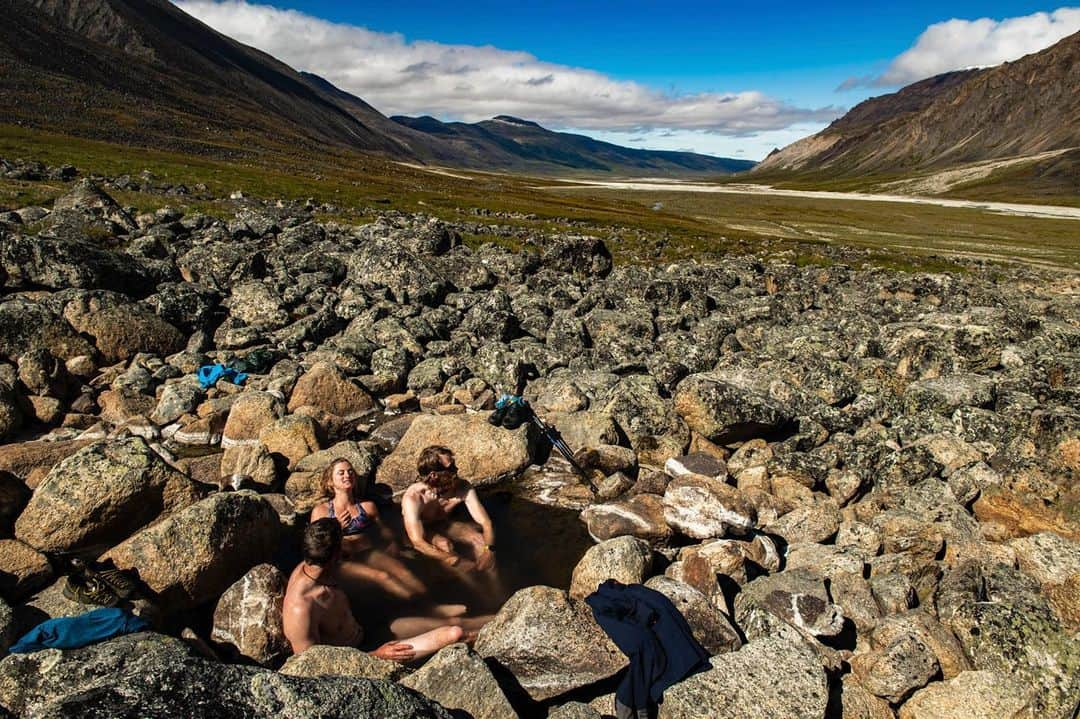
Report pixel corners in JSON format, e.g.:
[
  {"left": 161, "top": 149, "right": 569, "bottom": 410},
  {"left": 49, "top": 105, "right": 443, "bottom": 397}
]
[
  {"left": 9, "top": 607, "right": 149, "bottom": 653},
  {"left": 197, "top": 364, "right": 248, "bottom": 390}
]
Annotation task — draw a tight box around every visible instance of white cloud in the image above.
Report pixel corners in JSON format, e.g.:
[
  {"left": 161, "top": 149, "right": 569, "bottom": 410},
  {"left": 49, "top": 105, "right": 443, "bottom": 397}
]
[
  {"left": 174, "top": 0, "right": 839, "bottom": 138},
  {"left": 844, "top": 7, "right": 1080, "bottom": 89}
]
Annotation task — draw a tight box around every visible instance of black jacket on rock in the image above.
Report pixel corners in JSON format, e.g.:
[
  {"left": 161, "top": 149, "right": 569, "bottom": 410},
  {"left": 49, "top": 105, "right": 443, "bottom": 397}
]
[{"left": 585, "top": 580, "right": 710, "bottom": 719}]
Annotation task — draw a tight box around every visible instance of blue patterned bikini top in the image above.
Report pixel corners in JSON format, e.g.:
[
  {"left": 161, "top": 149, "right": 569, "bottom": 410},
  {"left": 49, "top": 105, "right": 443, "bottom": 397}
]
[{"left": 327, "top": 501, "right": 373, "bottom": 536}]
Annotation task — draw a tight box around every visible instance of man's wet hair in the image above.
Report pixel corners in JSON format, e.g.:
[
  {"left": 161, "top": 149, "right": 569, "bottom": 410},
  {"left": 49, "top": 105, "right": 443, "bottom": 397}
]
[
  {"left": 303, "top": 518, "right": 342, "bottom": 566},
  {"left": 417, "top": 445, "right": 455, "bottom": 477}
]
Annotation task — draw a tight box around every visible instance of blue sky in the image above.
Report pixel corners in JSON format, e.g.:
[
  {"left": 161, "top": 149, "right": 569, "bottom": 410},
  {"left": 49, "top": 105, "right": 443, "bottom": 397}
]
[{"left": 176, "top": 1, "right": 1080, "bottom": 159}]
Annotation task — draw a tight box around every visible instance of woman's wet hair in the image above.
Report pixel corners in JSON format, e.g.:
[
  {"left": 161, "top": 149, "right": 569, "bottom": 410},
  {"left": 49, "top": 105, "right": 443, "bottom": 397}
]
[
  {"left": 321, "top": 457, "right": 355, "bottom": 498},
  {"left": 417, "top": 445, "right": 455, "bottom": 479},
  {"left": 303, "top": 518, "right": 342, "bottom": 566}
]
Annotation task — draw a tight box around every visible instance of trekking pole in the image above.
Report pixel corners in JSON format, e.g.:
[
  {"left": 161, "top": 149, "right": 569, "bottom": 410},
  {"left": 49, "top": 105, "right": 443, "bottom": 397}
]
[{"left": 507, "top": 362, "right": 598, "bottom": 493}]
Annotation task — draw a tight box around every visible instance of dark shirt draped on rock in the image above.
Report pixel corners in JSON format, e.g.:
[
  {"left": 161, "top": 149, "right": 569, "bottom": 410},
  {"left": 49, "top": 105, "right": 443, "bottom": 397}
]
[{"left": 585, "top": 580, "right": 710, "bottom": 719}]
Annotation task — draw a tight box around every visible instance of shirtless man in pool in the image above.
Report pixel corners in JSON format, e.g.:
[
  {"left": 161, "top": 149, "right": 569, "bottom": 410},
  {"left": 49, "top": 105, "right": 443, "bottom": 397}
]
[
  {"left": 283, "top": 518, "right": 486, "bottom": 658},
  {"left": 400, "top": 445, "right": 497, "bottom": 574}
]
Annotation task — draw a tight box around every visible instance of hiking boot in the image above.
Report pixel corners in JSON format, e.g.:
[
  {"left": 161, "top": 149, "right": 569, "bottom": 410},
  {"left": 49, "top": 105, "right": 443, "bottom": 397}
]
[
  {"left": 63, "top": 575, "right": 119, "bottom": 607},
  {"left": 71, "top": 557, "right": 138, "bottom": 599},
  {"left": 501, "top": 399, "right": 532, "bottom": 430},
  {"left": 488, "top": 395, "right": 511, "bottom": 426}
]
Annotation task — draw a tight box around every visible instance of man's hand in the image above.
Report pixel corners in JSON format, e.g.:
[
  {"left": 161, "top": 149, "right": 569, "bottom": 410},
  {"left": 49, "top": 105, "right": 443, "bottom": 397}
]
[
  {"left": 441, "top": 553, "right": 461, "bottom": 567},
  {"left": 475, "top": 546, "right": 496, "bottom": 571},
  {"left": 371, "top": 641, "right": 416, "bottom": 663}
]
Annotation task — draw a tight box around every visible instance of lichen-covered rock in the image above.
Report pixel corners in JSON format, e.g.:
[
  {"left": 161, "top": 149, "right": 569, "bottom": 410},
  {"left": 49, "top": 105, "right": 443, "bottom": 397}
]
[
  {"left": 658, "top": 636, "right": 827, "bottom": 719},
  {"left": 259, "top": 414, "right": 322, "bottom": 470},
  {"left": 211, "top": 564, "right": 289, "bottom": 666},
  {"left": 735, "top": 569, "right": 845, "bottom": 639},
  {"left": 764, "top": 497, "right": 840, "bottom": 544},
  {"left": 673, "top": 372, "right": 792, "bottom": 443},
  {"left": 13, "top": 437, "right": 201, "bottom": 553},
  {"left": 375, "top": 412, "right": 531, "bottom": 493},
  {"left": 0, "top": 596, "right": 12, "bottom": 656},
  {"left": 401, "top": 643, "right": 517, "bottom": 719},
  {"left": 475, "top": 586, "right": 625, "bottom": 701},
  {"left": 935, "top": 560, "right": 1079, "bottom": 718},
  {"left": 569, "top": 536, "right": 653, "bottom": 600},
  {"left": 279, "top": 645, "right": 408, "bottom": 681},
  {"left": 849, "top": 633, "right": 940, "bottom": 704},
  {"left": 0, "top": 632, "right": 452, "bottom": 718},
  {"left": 897, "top": 670, "right": 1033, "bottom": 719},
  {"left": 103, "top": 491, "right": 280, "bottom": 612},
  {"left": 0, "top": 300, "right": 96, "bottom": 362},
  {"left": 287, "top": 361, "right": 378, "bottom": 419},
  {"left": 62, "top": 298, "right": 185, "bottom": 363},
  {"left": 222, "top": 391, "right": 286, "bottom": 448}
]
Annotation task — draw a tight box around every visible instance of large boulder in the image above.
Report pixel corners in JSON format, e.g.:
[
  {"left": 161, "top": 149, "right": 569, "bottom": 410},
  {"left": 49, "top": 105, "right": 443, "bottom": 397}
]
[
  {"left": 935, "top": 560, "right": 1079, "bottom": 718},
  {"left": 673, "top": 372, "right": 792, "bottom": 443},
  {"left": 222, "top": 392, "right": 286, "bottom": 448},
  {"left": 287, "top": 362, "right": 378, "bottom": 419},
  {"left": 902, "top": 374, "right": 996, "bottom": 415},
  {"left": 662, "top": 474, "right": 756, "bottom": 539},
  {"left": 375, "top": 412, "right": 532, "bottom": 494},
  {"left": 601, "top": 375, "right": 688, "bottom": 454},
  {"left": 346, "top": 234, "right": 450, "bottom": 306},
  {"left": 849, "top": 633, "right": 940, "bottom": 705},
  {"left": 0, "top": 300, "right": 96, "bottom": 362},
  {"left": 13, "top": 438, "right": 201, "bottom": 553},
  {"left": 62, "top": 298, "right": 185, "bottom": 363},
  {"left": 658, "top": 636, "right": 828, "bottom": 719},
  {"left": 569, "top": 536, "right": 653, "bottom": 600},
  {"left": 475, "top": 586, "right": 625, "bottom": 701},
  {"left": 102, "top": 491, "right": 280, "bottom": 612},
  {"left": 580, "top": 494, "right": 675, "bottom": 546},
  {"left": 0, "top": 632, "right": 452, "bottom": 718},
  {"left": 211, "top": 564, "right": 289, "bottom": 666},
  {"left": 0, "top": 235, "right": 155, "bottom": 296},
  {"left": 400, "top": 643, "right": 517, "bottom": 719}
]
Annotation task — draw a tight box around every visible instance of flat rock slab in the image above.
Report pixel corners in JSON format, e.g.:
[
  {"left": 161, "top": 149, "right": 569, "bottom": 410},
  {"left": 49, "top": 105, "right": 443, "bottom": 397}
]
[
  {"left": 658, "top": 636, "right": 828, "bottom": 719},
  {"left": 375, "top": 412, "right": 531, "bottom": 494}
]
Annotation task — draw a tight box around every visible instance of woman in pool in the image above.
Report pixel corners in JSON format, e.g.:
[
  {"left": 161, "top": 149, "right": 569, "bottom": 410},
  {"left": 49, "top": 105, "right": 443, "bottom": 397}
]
[{"left": 310, "top": 458, "right": 427, "bottom": 601}]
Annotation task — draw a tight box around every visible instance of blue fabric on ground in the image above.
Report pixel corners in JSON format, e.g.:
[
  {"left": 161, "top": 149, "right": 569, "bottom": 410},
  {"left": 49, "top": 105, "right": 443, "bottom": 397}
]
[
  {"left": 586, "top": 580, "right": 710, "bottom": 714},
  {"left": 197, "top": 364, "right": 248, "bottom": 390},
  {"left": 9, "top": 607, "right": 149, "bottom": 653}
]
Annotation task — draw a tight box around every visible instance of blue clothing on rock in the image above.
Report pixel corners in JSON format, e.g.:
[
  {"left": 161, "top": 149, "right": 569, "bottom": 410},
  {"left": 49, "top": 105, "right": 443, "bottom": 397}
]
[
  {"left": 585, "top": 580, "right": 710, "bottom": 719},
  {"left": 197, "top": 364, "right": 248, "bottom": 390},
  {"left": 10, "top": 607, "right": 149, "bottom": 653}
]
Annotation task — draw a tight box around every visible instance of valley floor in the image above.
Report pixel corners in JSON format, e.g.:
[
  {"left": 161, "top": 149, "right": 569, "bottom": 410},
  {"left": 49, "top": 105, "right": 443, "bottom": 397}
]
[{"left": 546, "top": 179, "right": 1080, "bottom": 221}]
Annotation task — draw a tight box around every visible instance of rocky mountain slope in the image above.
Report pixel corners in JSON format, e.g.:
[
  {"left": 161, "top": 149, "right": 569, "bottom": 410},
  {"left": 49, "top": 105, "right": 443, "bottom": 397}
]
[
  {"left": 754, "top": 31, "right": 1080, "bottom": 193},
  {"left": 0, "top": 0, "right": 748, "bottom": 175},
  {"left": 0, "top": 161, "right": 1077, "bottom": 717}
]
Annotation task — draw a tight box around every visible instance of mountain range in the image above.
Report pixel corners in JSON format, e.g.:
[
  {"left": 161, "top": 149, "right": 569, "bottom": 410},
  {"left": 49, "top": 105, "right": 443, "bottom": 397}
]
[
  {"left": 754, "top": 31, "right": 1079, "bottom": 197},
  {"left": 0, "top": 0, "right": 753, "bottom": 176}
]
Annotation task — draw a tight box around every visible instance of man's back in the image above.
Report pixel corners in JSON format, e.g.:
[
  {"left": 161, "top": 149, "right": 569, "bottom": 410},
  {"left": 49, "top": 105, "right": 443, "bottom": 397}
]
[{"left": 283, "top": 563, "right": 363, "bottom": 652}]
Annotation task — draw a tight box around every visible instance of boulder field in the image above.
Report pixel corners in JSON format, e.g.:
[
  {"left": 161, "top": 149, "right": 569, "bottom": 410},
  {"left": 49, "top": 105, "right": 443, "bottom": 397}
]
[{"left": 0, "top": 164, "right": 1077, "bottom": 718}]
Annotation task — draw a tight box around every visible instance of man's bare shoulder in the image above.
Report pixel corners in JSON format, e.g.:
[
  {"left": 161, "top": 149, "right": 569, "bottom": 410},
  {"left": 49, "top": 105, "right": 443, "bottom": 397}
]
[{"left": 401, "top": 482, "right": 431, "bottom": 502}]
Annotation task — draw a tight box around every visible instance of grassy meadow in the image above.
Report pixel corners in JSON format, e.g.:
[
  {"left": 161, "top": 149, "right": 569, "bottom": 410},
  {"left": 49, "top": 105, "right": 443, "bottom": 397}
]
[{"left": 2, "top": 124, "right": 1077, "bottom": 273}]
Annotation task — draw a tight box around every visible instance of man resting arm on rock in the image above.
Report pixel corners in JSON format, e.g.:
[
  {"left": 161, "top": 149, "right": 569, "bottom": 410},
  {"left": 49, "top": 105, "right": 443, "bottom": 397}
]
[
  {"left": 401, "top": 445, "right": 497, "bottom": 573},
  {"left": 283, "top": 518, "right": 464, "bottom": 659}
]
